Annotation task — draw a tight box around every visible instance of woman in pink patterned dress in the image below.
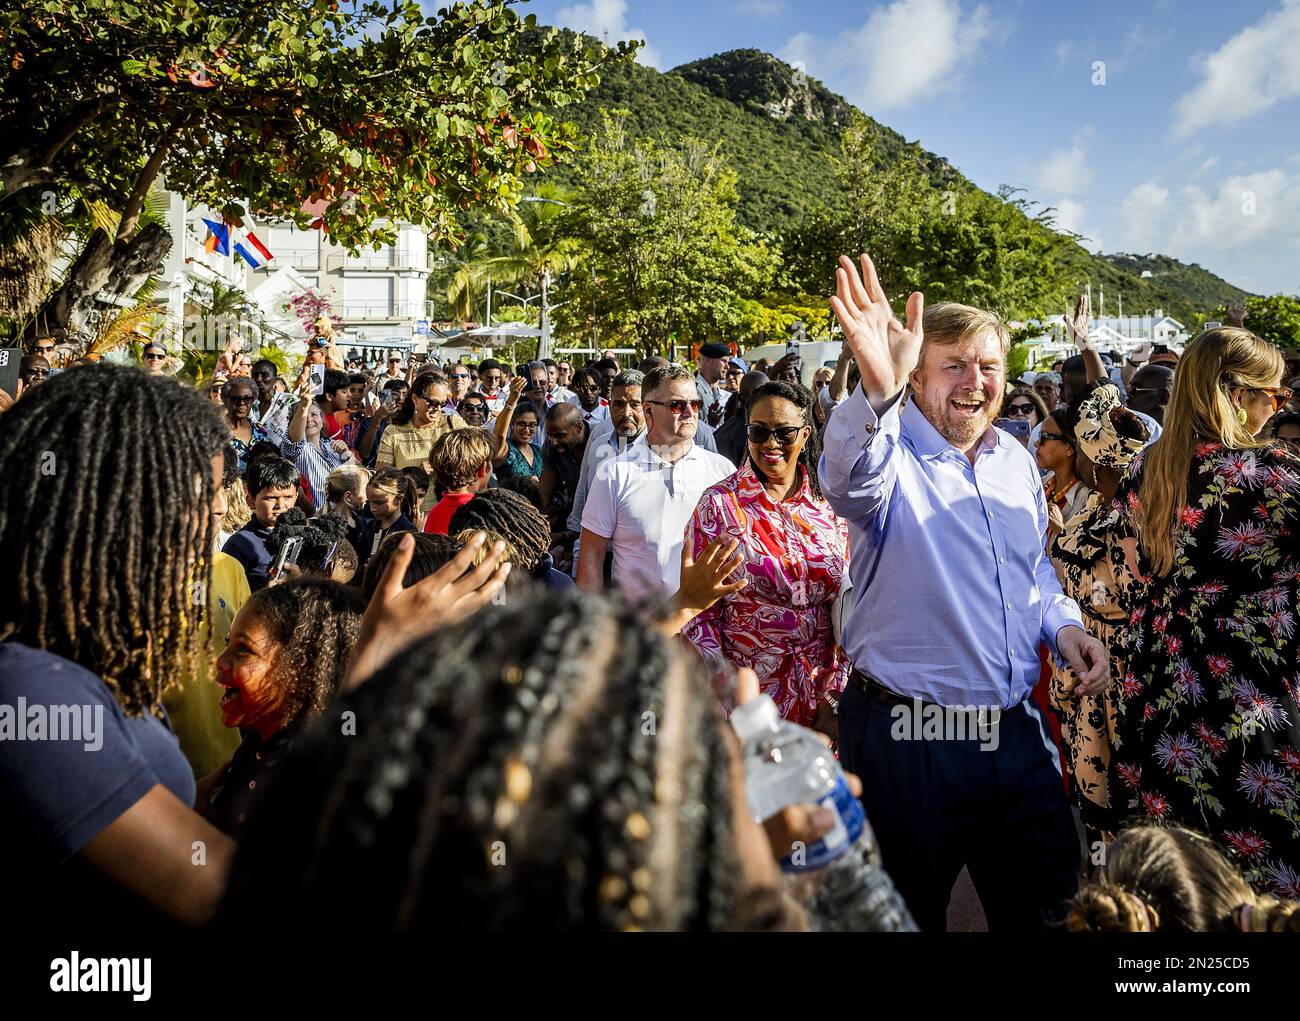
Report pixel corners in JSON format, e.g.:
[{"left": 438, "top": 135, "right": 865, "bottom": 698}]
[{"left": 682, "top": 381, "right": 849, "bottom": 729}]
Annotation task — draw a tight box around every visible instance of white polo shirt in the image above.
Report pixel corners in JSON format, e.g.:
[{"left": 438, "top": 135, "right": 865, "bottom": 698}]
[{"left": 581, "top": 436, "right": 736, "bottom": 601}]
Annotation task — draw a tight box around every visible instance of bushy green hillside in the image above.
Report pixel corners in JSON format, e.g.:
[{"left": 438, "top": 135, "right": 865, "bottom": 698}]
[{"left": 545, "top": 44, "right": 1251, "bottom": 323}]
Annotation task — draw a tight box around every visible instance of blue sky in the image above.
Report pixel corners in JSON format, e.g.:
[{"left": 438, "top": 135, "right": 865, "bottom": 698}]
[{"left": 520, "top": 0, "right": 1300, "bottom": 299}]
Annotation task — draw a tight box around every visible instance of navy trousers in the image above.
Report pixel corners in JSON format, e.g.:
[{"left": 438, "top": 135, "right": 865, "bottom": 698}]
[{"left": 838, "top": 681, "right": 1080, "bottom": 932}]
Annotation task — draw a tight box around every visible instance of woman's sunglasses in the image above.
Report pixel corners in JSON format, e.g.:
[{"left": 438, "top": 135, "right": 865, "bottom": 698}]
[
  {"left": 747, "top": 424, "right": 805, "bottom": 445},
  {"left": 1040, "top": 430, "right": 1071, "bottom": 445},
  {"left": 514, "top": 420, "right": 538, "bottom": 432},
  {"left": 1252, "top": 386, "right": 1294, "bottom": 412},
  {"left": 1005, "top": 402, "right": 1035, "bottom": 416}
]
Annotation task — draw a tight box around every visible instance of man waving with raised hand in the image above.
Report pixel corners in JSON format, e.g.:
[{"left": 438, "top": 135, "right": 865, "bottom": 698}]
[{"left": 819, "top": 253, "right": 1108, "bottom": 932}]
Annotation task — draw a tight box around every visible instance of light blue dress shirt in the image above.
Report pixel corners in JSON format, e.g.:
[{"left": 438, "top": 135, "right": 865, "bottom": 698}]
[{"left": 819, "top": 385, "right": 1083, "bottom": 709}]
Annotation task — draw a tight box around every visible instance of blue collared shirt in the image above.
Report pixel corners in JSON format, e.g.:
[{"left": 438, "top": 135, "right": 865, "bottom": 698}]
[{"left": 819, "top": 385, "right": 1082, "bottom": 709}]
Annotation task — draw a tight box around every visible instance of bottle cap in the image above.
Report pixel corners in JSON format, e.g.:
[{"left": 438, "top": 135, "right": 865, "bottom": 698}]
[{"left": 730, "top": 693, "right": 780, "bottom": 743}]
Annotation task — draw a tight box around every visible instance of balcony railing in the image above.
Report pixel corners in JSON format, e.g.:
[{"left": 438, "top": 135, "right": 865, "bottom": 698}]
[
  {"left": 328, "top": 253, "right": 425, "bottom": 273},
  {"left": 269, "top": 246, "right": 320, "bottom": 270},
  {"left": 341, "top": 301, "right": 425, "bottom": 321}
]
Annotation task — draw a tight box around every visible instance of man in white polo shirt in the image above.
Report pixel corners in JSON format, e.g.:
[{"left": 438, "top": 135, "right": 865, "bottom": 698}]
[{"left": 578, "top": 363, "right": 735, "bottom": 601}]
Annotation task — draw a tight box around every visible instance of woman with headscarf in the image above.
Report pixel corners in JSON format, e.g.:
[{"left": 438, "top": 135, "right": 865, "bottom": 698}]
[{"left": 1047, "top": 383, "right": 1149, "bottom": 837}]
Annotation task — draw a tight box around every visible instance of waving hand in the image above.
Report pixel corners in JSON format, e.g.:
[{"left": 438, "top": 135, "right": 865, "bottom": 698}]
[{"left": 829, "top": 253, "right": 924, "bottom": 410}]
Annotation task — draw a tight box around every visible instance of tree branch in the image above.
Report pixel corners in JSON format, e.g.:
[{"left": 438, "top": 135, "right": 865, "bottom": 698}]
[{"left": 115, "top": 113, "right": 200, "bottom": 242}]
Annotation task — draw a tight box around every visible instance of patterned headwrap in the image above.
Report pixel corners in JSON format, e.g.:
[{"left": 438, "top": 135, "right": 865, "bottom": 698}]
[{"left": 1073, "top": 382, "right": 1146, "bottom": 469}]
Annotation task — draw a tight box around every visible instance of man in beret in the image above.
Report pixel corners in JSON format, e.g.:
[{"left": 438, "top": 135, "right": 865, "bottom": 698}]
[{"left": 695, "top": 341, "right": 731, "bottom": 425}]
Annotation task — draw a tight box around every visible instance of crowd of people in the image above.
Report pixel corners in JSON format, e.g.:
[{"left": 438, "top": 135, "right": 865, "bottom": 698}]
[{"left": 2, "top": 250, "right": 1300, "bottom": 933}]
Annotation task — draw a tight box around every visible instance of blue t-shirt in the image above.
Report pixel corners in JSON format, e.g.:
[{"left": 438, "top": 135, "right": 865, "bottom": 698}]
[
  {"left": 0, "top": 643, "right": 195, "bottom": 924},
  {"left": 223, "top": 519, "right": 274, "bottom": 592}
]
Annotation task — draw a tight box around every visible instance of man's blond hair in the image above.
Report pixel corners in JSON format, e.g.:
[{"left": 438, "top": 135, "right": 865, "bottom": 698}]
[{"left": 918, "top": 302, "right": 1010, "bottom": 366}]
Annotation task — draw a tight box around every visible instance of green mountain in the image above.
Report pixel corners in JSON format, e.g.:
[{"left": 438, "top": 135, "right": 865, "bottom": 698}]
[
  {"left": 1101, "top": 253, "right": 1252, "bottom": 314},
  {"left": 547, "top": 45, "right": 1252, "bottom": 323}
]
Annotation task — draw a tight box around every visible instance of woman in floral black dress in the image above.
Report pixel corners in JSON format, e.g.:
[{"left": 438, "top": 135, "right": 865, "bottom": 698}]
[{"left": 1112, "top": 327, "right": 1300, "bottom": 899}]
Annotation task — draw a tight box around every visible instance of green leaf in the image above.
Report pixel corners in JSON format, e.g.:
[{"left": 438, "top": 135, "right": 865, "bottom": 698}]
[{"left": 120, "top": 58, "right": 148, "bottom": 75}]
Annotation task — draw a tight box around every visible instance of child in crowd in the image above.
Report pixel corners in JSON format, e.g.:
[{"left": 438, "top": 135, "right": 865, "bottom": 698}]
[
  {"left": 200, "top": 578, "right": 364, "bottom": 837},
  {"left": 424, "top": 428, "right": 494, "bottom": 535},
  {"left": 222, "top": 456, "right": 301, "bottom": 592},
  {"left": 355, "top": 467, "right": 417, "bottom": 574}
]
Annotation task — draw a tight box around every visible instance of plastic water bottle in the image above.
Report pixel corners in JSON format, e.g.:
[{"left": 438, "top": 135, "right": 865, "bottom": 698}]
[{"left": 731, "top": 693, "right": 918, "bottom": 932}]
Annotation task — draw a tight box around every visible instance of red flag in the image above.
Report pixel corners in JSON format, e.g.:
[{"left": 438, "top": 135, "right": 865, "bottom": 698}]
[
  {"left": 204, "top": 234, "right": 218, "bottom": 253},
  {"left": 245, "top": 231, "right": 273, "bottom": 263}
]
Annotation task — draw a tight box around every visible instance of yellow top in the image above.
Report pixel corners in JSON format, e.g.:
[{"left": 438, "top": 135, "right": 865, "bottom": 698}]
[
  {"left": 163, "top": 551, "right": 248, "bottom": 779},
  {"left": 376, "top": 414, "right": 468, "bottom": 470}
]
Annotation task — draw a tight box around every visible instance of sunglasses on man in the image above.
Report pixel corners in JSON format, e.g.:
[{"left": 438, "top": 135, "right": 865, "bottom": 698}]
[
  {"left": 645, "top": 398, "right": 702, "bottom": 416},
  {"left": 143, "top": 351, "right": 166, "bottom": 361}
]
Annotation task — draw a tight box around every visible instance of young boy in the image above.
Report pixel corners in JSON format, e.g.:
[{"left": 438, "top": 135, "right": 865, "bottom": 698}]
[
  {"left": 423, "top": 428, "right": 494, "bottom": 535},
  {"left": 222, "top": 456, "right": 301, "bottom": 592},
  {"left": 355, "top": 467, "right": 417, "bottom": 573}
]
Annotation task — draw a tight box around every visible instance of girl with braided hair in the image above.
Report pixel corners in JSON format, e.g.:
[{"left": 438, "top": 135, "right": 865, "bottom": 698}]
[
  {"left": 202, "top": 578, "right": 364, "bottom": 837},
  {"left": 1069, "top": 826, "right": 1300, "bottom": 932},
  {"left": 0, "top": 362, "right": 237, "bottom": 925},
  {"left": 219, "top": 589, "right": 807, "bottom": 930},
  {"left": 449, "top": 487, "right": 573, "bottom": 590}
]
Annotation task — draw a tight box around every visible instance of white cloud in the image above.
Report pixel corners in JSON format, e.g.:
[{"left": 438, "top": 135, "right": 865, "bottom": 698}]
[
  {"left": 1054, "top": 40, "right": 1071, "bottom": 70},
  {"left": 554, "top": 0, "right": 662, "bottom": 68},
  {"left": 1038, "top": 131, "right": 1094, "bottom": 195},
  {"left": 1172, "top": 0, "right": 1300, "bottom": 137},
  {"left": 778, "top": 0, "right": 995, "bottom": 111},
  {"left": 1117, "top": 169, "right": 1300, "bottom": 293},
  {"left": 1054, "top": 199, "right": 1101, "bottom": 252},
  {"left": 1035, "top": 131, "right": 1099, "bottom": 247},
  {"left": 734, "top": 0, "right": 786, "bottom": 18}
]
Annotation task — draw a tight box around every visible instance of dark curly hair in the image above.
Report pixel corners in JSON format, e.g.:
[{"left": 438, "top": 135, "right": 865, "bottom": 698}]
[
  {"left": 219, "top": 590, "right": 790, "bottom": 930},
  {"left": 360, "top": 532, "right": 464, "bottom": 602},
  {"left": 265, "top": 509, "right": 356, "bottom": 582},
  {"left": 239, "top": 577, "right": 364, "bottom": 731},
  {"left": 0, "top": 363, "right": 226, "bottom": 716},
  {"left": 745, "top": 381, "right": 824, "bottom": 499},
  {"left": 450, "top": 488, "right": 551, "bottom": 570}
]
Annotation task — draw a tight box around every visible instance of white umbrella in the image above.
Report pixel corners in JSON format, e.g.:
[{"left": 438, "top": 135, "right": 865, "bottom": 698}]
[{"left": 460, "top": 322, "right": 543, "bottom": 349}]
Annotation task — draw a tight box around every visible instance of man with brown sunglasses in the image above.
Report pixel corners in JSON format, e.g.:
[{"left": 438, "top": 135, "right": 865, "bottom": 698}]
[{"left": 578, "top": 364, "right": 733, "bottom": 600}]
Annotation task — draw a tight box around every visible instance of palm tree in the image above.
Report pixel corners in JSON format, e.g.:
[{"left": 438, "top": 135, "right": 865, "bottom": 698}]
[{"left": 445, "top": 184, "right": 583, "bottom": 356}]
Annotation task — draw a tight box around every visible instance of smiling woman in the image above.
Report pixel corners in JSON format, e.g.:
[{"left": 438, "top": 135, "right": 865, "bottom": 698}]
[{"left": 202, "top": 577, "right": 364, "bottom": 838}]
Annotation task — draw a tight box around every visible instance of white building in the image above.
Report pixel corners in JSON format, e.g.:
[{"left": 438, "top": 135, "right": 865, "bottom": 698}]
[
  {"left": 152, "top": 185, "right": 433, "bottom": 356},
  {"left": 247, "top": 219, "right": 431, "bottom": 357},
  {"left": 1040, "top": 310, "right": 1188, "bottom": 356}
]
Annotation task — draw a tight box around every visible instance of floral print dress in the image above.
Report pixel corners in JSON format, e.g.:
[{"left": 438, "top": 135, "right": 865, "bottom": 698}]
[
  {"left": 681, "top": 463, "right": 849, "bottom": 727},
  {"left": 1112, "top": 441, "right": 1300, "bottom": 898}
]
